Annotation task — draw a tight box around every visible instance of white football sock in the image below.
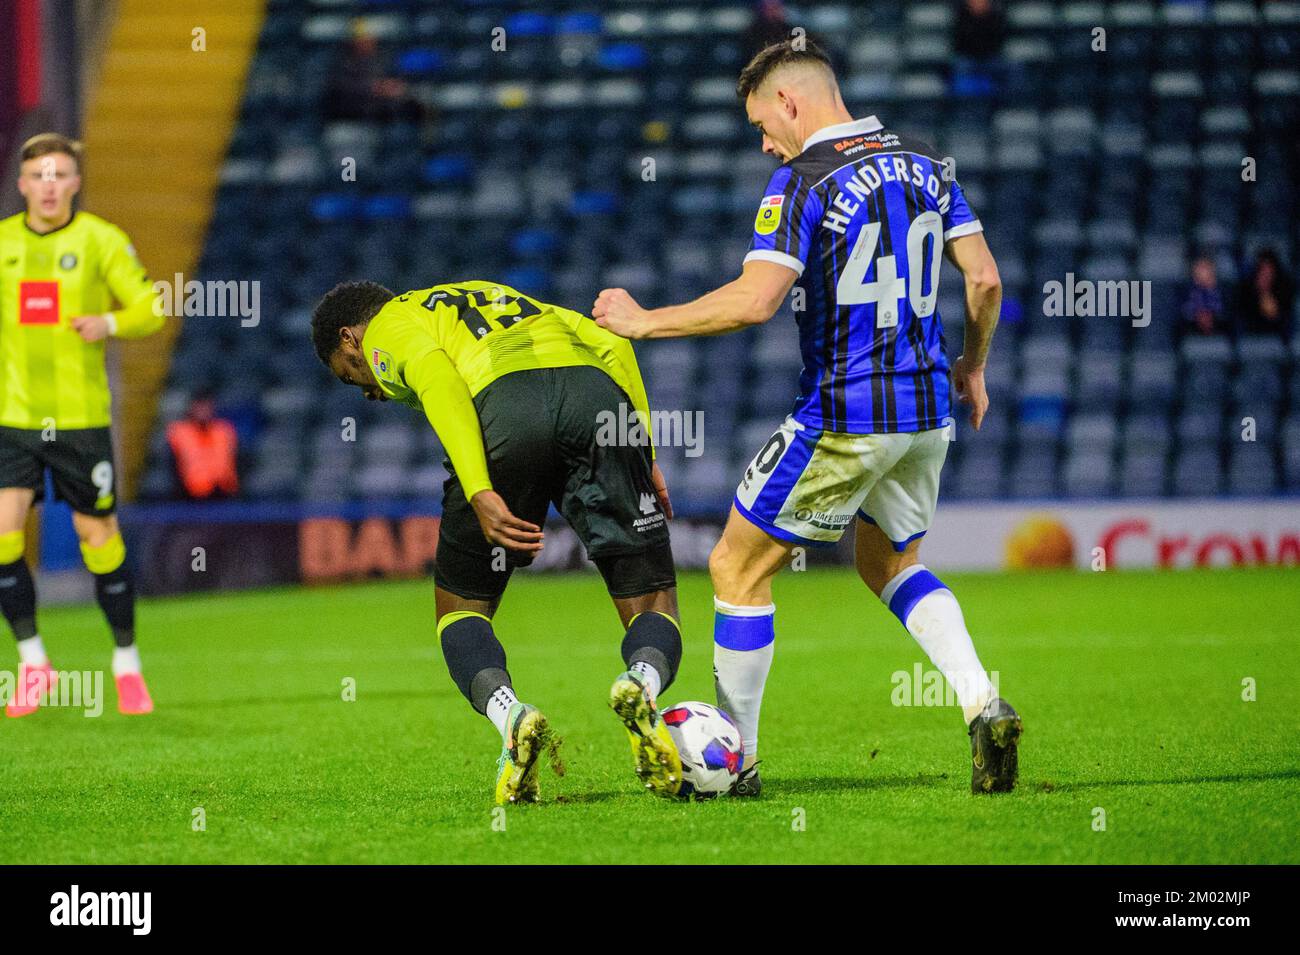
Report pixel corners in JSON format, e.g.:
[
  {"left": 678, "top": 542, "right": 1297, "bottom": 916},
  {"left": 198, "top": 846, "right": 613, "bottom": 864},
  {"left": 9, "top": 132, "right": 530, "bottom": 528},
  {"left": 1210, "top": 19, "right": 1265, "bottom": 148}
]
[
  {"left": 112, "top": 644, "right": 141, "bottom": 676},
  {"left": 881, "top": 565, "right": 995, "bottom": 724},
  {"left": 485, "top": 685, "right": 518, "bottom": 739},
  {"left": 713, "top": 597, "right": 776, "bottom": 762},
  {"left": 17, "top": 635, "right": 47, "bottom": 667},
  {"left": 628, "top": 660, "right": 662, "bottom": 700}
]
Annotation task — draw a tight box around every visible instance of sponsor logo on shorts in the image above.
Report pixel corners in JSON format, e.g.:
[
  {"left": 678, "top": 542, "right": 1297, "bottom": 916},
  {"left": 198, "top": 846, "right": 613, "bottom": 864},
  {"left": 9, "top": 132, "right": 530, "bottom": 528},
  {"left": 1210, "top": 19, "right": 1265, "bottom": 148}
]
[
  {"left": 793, "top": 507, "right": 852, "bottom": 531},
  {"left": 633, "top": 492, "right": 665, "bottom": 532}
]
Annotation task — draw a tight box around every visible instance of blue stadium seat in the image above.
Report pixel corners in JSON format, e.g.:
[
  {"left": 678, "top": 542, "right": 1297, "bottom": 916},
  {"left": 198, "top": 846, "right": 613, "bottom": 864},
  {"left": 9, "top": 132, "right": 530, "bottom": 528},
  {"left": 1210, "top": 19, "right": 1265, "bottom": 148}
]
[
  {"left": 1172, "top": 448, "right": 1224, "bottom": 496},
  {"left": 1227, "top": 445, "right": 1278, "bottom": 496},
  {"left": 136, "top": 0, "right": 1298, "bottom": 506}
]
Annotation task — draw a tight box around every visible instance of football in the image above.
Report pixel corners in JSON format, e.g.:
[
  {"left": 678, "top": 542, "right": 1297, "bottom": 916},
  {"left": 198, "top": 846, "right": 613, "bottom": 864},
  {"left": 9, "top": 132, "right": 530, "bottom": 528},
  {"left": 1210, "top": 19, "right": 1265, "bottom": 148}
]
[{"left": 662, "top": 701, "right": 744, "bottom": 798}]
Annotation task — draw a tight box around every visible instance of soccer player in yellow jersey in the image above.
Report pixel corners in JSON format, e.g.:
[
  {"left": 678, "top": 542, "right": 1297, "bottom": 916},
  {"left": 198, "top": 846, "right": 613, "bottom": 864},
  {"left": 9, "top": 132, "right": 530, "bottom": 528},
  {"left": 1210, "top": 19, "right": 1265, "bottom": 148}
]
[
  {"left": 0, "top": 134, "right": 163, "bottom": 717},
  {"left": 312, "top": 279, "right": 685, "bottom": 804}
]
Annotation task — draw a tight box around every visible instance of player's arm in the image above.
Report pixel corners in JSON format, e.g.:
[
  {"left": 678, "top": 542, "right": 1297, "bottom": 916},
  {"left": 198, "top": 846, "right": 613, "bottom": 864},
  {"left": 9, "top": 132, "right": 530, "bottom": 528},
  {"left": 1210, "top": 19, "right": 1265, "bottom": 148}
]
[
  {"left": 402, "top": 347, "right": 542, "bottom": 552},
  {"left": 595, "top": 168, "right": 815, "bottom": 340},
  {"left": 593, "top": 260, "right": 797, "bottom": 340},
  {"left": 73, "top": 228, "right": 164, "bottom": 342},
  {"left": 945, "top": 230, "right": 1002, "bottom": 431}
]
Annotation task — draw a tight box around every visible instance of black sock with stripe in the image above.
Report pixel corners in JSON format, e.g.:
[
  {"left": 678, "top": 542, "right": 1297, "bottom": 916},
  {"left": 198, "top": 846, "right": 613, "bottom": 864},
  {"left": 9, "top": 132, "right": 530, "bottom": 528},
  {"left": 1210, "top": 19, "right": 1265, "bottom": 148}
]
[{"left": 0, "top": 558, "right": 38, "bottom": 642}]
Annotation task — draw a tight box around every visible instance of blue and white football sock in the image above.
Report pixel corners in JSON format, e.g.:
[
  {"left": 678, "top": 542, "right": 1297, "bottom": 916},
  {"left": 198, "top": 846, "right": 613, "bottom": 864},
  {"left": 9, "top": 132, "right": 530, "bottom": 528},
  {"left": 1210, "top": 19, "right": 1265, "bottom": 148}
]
[
  {"left": 881, "top": 565, "right": 995, "bottom": 724},
  {"left": 713, "top": 597, "right": 775, "bottom": 762}
]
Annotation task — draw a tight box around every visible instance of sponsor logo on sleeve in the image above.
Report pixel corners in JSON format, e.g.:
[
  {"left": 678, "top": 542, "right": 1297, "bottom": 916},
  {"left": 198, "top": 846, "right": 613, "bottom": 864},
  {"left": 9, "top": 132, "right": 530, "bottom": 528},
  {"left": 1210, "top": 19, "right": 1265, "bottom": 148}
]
[
  {"left": 371, "top": 348, "right": 396, "bottom": 384},
  {"left": 754, "top": 194, "right": 785, "bottom": 235}
]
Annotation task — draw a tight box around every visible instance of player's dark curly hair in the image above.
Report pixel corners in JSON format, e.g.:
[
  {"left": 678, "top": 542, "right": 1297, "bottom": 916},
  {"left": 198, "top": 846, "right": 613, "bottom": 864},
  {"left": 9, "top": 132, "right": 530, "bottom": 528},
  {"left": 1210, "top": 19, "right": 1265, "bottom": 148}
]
[
  {"left": 736, "top": 38, "right": 834, "bottom": 100},
  {"left": 311, "top": 280, "right": 395, "bottom": 365}
]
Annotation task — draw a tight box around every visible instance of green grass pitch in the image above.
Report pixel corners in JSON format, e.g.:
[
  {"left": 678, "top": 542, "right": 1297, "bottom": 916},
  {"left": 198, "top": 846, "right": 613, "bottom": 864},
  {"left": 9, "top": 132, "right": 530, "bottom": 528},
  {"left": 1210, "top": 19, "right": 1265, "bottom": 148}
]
[{"left": 1, "top": 567, "right": 1296, "bottom": 864}]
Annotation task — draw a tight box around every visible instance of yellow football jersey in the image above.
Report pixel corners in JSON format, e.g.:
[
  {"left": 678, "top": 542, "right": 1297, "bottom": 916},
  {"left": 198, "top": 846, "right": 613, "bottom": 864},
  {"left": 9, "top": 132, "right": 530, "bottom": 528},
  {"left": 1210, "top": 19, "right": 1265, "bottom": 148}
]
[
  {"left": 0, "top": 211, "right": 162, "bottom": 429},
  {"left": 362, "top": 280, "right": 652, "bottom": 498}
]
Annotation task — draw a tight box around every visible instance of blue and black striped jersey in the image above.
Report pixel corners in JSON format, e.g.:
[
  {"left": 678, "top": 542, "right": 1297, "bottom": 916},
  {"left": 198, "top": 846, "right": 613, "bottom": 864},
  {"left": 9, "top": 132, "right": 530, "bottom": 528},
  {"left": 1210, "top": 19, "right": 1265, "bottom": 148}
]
[{"left": 744, "top": 116, "right": 982, "bottom": 434}]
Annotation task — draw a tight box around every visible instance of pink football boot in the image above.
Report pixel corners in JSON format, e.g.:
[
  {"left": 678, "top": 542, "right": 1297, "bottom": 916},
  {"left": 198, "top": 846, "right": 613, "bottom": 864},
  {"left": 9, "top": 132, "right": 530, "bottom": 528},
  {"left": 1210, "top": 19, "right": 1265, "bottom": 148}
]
[
  {"left": 115, "top": 672, "right": 154, "bottom": 715},
  {"left": 6, "top": 662, "right": 56, "bottom": 717}
]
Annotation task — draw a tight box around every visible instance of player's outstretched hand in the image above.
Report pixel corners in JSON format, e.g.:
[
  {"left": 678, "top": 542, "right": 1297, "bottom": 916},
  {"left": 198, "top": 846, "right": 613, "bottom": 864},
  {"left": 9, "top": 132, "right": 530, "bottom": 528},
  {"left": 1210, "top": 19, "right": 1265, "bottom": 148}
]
[
  {"left": 651, "top": 461, "right": 673, "bottom": 520},
  {"left": 592, "top": 287, "right": 647, "bottom": 339},
  {"left": 71, "top": 314, "right": 110, "bottom": 342},
  {"left": 951, "top": 354, "right": 988, "bottom": 431},
  {"left": 469, "top": 490, "right": 544, "bottom": 554}
]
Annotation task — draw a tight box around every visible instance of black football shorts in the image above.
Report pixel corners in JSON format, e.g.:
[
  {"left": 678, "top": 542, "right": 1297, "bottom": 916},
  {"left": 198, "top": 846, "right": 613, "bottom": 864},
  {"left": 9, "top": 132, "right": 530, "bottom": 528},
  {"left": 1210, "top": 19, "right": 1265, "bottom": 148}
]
[
  {"left": 0, "top": 425, "right": 118, "bottom": 515},
  {"left": 435, "top": 365, "right": 676, "bottom": 602}
]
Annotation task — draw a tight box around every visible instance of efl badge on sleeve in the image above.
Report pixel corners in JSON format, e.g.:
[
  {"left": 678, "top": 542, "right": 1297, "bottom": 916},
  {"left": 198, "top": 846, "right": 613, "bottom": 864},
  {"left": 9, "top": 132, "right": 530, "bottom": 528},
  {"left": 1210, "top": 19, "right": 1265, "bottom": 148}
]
[
  {"left": 18, "top": 281, "right": 60, "bottom": 325},
  {"left": 371, "top": 348, "right": 396, "bottom": 384},
  {"left": 754, "top": 194, "right": 785, "bottom": 236}
]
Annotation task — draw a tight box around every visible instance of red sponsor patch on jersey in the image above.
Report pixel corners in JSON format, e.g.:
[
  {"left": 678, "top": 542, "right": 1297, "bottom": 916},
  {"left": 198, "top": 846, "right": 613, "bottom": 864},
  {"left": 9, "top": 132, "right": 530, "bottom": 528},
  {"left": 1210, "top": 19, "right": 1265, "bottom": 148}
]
[{"left": 19, "top": 281, "right": 60, "bottom": 325}]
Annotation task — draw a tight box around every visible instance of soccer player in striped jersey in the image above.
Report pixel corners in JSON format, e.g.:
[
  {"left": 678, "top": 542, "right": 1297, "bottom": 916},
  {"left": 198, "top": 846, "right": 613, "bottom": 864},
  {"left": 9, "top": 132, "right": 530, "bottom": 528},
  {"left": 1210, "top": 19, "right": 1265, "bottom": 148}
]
[
  {"left": 0, "top": 134, "right": 163, "bottom": 717},
  {"left": 594, "top": 40, "right": 1023, "bottom": 795},
  {"left": 312, "top": 280, "right": 685, "bottom": 804}
]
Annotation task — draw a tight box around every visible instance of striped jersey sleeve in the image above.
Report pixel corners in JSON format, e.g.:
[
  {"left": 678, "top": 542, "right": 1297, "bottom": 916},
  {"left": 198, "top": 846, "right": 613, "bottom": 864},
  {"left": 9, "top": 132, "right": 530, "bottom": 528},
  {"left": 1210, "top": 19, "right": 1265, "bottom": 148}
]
[
  {"left": 742, "top": 166, "right": 823, "bottom": 277},
  {"left": 941, "top": 178, "right": 982, "bottom": 241}
]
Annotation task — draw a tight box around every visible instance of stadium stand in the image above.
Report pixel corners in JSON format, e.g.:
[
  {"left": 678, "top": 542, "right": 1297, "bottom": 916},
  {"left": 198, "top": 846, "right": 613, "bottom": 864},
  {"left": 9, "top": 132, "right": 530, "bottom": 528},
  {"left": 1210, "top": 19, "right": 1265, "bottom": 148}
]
[{"left": 139, "top": 0, "right": 1300, "bottom": 510}]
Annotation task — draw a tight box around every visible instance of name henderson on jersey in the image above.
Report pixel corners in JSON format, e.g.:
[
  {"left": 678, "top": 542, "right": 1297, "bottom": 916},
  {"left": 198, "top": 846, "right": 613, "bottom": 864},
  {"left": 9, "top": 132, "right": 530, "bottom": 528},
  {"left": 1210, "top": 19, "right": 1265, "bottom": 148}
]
[{"left": 819, "top": 151, "right": 956, "bottom": 236}]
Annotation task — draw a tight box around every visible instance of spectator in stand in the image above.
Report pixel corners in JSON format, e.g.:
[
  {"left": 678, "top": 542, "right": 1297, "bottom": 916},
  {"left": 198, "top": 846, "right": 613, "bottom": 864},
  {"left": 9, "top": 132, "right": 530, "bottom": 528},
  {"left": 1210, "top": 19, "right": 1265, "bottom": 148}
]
[
  {"left": 951, "top": 0, "right": 1007, "bottom": 96},
  {"left": 1180, "top": 253, "right": 1228, "bottom": 337},
  {"left": 954, "top": 0, "right": 1007, "bottom": 59},
  {"left": 1236, "top": 248, "right": 1295, "bottom": 340},
  {"left": 323, "top": 22, "right": 426, "bottom": 126},
  {"left": 167, "top": 391, "right": 239, "bottom": 501},
  {"left": 743, "top": 1, "right": 793, "bottom": 57}
]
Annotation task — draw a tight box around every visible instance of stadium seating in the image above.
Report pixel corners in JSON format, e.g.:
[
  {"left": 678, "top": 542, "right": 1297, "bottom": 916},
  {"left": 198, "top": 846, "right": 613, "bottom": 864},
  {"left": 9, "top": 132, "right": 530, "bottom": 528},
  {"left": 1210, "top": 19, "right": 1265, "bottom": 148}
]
[{"left": 139, "top": 0, "right": 1300, "bottom": 509}]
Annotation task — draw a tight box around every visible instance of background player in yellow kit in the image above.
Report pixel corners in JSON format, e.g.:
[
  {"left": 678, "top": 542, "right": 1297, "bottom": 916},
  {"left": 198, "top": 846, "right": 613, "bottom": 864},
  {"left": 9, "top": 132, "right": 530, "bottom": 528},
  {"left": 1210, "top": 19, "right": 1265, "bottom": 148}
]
[
  {"left": 0, "top": 134, "right": 163, "bottom": 717},
  {"left": 312, "top": 279, "right": 684, "bottom": 804}
]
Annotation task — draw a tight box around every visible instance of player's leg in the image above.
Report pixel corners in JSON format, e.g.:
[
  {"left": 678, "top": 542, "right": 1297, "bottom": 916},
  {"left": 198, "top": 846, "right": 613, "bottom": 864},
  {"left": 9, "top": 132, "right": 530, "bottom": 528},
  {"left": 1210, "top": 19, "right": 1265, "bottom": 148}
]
[
  {"left": 69, "top": 511, "right": 151, "bottom": 714},
  {"left": 600, "top": 569, "right": 684, "bottom": 796},
  {"left": 433, "top": 383, "right": 565, "bottom": 804},
  {"left": 707, "top": 504, "right": 795, "bottom": 788},
  {"left": 712, "top": 501, "right": 797, "bottom": 777},
  {"left": 719, "top": 418, "right": 871, "bottom": 786},
  {"left": 433, "top": 582, "right": 561, "bottom": 805},
  {"left": 549, "top": 365, "right": 686, "bottom": 792},
  {"left": 46, "top": 426, "right": 150, "bottom": 714},
  {"left": 856, "top": 520, "right": 997, "bottom": 717},
  {"left": 0, "top": 481, "right": 55, "bottom": 717},
  {"left": 855, "top": 429, "right": 1022, "bottom": 792},
  {"left": 435, "top": 549, "right": 564, "bottom": 806}
]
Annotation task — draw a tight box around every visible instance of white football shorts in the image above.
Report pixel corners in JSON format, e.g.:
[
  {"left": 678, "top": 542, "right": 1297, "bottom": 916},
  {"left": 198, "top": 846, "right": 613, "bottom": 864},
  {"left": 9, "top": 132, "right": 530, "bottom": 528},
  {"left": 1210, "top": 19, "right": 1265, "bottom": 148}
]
[{"left": 733, "top": 416, "right": 950, "bottom": 549}]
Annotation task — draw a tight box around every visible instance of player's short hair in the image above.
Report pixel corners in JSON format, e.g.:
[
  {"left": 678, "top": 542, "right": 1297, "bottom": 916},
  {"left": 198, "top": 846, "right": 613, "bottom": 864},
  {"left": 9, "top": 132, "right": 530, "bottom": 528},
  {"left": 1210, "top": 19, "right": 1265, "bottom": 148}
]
[
  {"left": 20, "top": 133, "right": 83, "bottom": 173},
  {"left": 311, "top": 280, "right": 396, "bottom": 365},
  {"left": 736, "top": 38, "right": 835, "bottom": 100}
]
